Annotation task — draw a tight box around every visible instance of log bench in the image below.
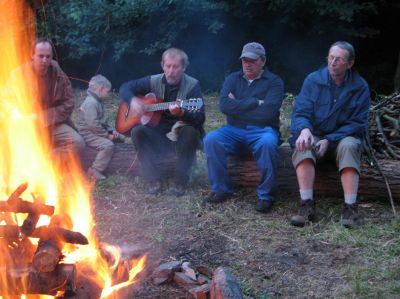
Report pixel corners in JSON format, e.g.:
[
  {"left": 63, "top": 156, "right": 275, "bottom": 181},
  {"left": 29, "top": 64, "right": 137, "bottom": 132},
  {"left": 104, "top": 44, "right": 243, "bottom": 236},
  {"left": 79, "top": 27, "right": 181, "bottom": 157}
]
[{"left": 81, "top": 143, "right": 400, "bottom": 200}]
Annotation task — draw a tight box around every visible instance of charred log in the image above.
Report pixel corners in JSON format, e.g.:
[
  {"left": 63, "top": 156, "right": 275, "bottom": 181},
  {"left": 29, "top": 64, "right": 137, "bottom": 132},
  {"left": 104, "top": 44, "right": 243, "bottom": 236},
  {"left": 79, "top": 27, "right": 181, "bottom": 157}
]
[
  {"left": 0, "top": 264, "right": 76, "bottom": 296},
  {"left": 32, "top": 239, "right": 63, "bottom": 273},
  {"left": 20, "top": 213, "right": 40, "bottom": 236},
  {"left": 32, "top": 214, "right": 76, "bottom": 273}
]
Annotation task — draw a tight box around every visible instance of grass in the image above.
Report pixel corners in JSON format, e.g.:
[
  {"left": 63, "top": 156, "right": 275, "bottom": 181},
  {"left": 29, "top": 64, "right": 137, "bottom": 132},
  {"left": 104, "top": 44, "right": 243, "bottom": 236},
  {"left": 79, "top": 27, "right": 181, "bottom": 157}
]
[{"left": 77, "top": 90, "right": 400, "bottom": 298}]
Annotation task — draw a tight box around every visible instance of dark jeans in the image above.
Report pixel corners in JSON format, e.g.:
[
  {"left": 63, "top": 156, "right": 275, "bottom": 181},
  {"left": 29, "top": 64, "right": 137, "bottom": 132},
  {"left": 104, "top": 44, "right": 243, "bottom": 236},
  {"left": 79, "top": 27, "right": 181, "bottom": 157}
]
[{"left": 131, "top": 125, "right": 200, "bottom": 186}]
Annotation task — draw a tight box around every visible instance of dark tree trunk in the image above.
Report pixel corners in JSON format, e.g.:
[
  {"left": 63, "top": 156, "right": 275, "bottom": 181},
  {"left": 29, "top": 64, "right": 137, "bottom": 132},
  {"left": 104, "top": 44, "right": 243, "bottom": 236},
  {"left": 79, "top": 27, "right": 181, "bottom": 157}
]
[
  {"left": 81, "top": 144, "right": 400, "bottom": 200},
  {"left": 228, "top": 146, "right": 400, "bottom": 200},
  {"left": 394, "top": 50, "right": 400, "bottom": 92},
  {"left": 81, "top": 143, "right": 176, "bottom": 177}
]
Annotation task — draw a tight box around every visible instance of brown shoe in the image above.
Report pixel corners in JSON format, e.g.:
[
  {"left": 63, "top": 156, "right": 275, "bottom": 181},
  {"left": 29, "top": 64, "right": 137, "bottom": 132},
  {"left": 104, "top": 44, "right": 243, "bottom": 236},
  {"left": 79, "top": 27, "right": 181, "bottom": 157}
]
[
  {"left": 341, "top": 203, "right": 360, "bottom": 228},
  {"left": 87, "top": 167, "right": 106, "bottom": 181},
  {"left": 290, "top": 199, "right": 316, "bottom": 227}
]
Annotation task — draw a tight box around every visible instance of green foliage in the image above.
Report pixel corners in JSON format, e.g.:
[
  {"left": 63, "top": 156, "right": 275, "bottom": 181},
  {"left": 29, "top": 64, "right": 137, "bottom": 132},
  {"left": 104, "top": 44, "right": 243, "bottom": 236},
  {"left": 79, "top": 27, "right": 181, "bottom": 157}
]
[
  {"left": 36, "top": 0, "right": 229, "bottom": 60},
  {"left": 36, "top": 0, "right": 381, "bottom": 62}
]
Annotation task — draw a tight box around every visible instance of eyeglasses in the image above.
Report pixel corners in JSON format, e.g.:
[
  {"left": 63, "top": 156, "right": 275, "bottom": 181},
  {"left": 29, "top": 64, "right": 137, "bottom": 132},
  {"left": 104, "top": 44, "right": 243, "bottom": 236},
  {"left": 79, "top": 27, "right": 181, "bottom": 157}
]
[{"left": 327, "top": 55, "right": 348, "bottom": 64}]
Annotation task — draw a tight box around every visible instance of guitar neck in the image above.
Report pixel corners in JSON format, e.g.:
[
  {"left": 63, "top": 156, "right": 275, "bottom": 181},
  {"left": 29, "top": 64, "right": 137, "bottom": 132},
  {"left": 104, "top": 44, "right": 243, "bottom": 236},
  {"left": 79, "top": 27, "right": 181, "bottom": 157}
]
[{"left": 145, "top": 101, "right": 179, "bottom": 112}]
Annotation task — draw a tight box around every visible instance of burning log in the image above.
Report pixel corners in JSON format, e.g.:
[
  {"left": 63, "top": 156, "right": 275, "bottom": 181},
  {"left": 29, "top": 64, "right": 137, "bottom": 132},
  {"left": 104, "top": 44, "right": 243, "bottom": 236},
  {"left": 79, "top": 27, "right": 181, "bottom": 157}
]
[
  {"left": 20, "top": 213, "right": 40, "bottom": 236},
  {"left": 0, "top": 199, "right": 54, "bottom": 216},
  {"left": 0, "top": 225, "right": 88, "bottom": 245},
  {"left": 32, "top": 215, "right": 77, "bottom": 272},
  {"left": 0, "top": 263, "right": 77, "bottom": 296},
  {"left": 6, "top": 182, "right": 28, "bottom": 202},
  {"left": 33, "top": 240, "right": 64, "bottom": 273},
  {"left": 32, "top": 227, "right": 89, "bottom": 244}
]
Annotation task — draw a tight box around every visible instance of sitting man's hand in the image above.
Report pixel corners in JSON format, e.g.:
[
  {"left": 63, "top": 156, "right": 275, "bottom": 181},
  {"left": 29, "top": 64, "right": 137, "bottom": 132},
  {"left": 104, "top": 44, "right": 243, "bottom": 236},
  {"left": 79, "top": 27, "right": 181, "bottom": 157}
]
[
  {"left": 296, "top": 128, "right": 314, "bottom": 152},
  {"left": 315, "top": 139, "right": 329, "bottom": 158},
  {"left": 130, "top": 97, "right": 145, "bottom": 115},
  {"left": 169, "top": 100, "right": 184, "bottom": 117},
  {"left": 228, "top": 92, "right": 235, "bottom": 99}
]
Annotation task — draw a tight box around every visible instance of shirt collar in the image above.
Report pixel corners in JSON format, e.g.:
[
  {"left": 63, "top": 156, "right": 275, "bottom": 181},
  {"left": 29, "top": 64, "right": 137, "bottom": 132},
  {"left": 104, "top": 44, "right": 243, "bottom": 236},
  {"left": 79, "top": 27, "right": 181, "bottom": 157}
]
[{"left": 243, "top": 69, "right": 264, "bottom": 83}]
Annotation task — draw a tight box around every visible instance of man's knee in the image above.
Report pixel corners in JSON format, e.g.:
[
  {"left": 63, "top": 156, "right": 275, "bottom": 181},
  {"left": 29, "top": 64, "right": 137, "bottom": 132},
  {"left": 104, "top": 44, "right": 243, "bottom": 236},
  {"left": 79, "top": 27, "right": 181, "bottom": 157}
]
[
  {"left": 292, "top": 150, "right": 316, "bottom": 169},
  {"left": 337, "top": 137, "right": 361, "bottom": 154},
  {"left": 73, "top": 133, "right": 86, "bottom": 153},
  {"left": 101, "top": 139, "right": 114, "bottom": 152},
  {"left": 203, "top": 130, "right": 223, "bottom": 154}
]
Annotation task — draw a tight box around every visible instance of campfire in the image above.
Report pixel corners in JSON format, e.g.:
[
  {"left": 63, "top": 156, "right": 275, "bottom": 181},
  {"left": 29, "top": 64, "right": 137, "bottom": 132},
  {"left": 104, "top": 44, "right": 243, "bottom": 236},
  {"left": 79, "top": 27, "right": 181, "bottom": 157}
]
[{"left": 0, "top": 1, "right": 145, "bottom": 298}]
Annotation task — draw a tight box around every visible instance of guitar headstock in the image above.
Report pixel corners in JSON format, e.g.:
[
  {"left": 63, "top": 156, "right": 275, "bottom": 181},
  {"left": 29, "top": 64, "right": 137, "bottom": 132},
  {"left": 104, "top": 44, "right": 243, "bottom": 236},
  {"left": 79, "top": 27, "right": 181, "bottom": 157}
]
[{"left": 180, "top": 98, "right": 203, "bottom": 112}]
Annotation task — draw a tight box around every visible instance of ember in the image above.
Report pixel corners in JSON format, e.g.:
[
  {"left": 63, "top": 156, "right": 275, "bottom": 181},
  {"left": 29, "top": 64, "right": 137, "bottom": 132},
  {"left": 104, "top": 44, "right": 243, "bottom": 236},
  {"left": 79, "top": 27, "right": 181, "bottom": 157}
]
[{"left": 0, "top": 1, "right": 145, "bottom": 298}]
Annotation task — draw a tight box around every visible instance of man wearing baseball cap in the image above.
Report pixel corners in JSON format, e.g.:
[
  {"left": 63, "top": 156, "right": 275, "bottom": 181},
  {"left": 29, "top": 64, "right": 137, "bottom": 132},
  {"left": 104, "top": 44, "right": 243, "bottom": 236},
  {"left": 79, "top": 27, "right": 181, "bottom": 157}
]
[{"left": 203, "top": 42, "right": 284, "bottom": 213}]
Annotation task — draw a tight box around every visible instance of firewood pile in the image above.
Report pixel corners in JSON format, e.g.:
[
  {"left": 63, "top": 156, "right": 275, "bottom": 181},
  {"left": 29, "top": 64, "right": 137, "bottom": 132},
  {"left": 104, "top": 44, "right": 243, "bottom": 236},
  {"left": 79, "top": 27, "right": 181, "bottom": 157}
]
[
  {"left": 365, "top": 92, "right": 400, "bottom": 160},
  {"left": 0, "top": 182, "right": 88, "bottom": 296},
  {"left": 151, "top": 260, "right": 244, "bottom": 299}
]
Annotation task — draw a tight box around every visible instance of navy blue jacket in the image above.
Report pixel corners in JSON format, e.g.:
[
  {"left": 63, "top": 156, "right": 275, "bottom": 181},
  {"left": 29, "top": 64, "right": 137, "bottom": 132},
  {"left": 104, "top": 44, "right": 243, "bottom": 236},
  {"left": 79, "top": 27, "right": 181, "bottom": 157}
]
[
  {"left": 219, "top": 69, "right": 284, "bottom": 131},
  {"left": 290, "top": 67, "right": 370, "bottom": 146}
]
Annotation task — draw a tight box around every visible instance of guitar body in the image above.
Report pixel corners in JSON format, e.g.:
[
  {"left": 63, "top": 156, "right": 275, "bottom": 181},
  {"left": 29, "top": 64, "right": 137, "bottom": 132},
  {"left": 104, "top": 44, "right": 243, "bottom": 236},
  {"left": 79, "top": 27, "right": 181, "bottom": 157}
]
[
  {"left": 115, "top": 93, "right": 203, "bottom": 134},
  {"left": 115, "top": 94, "right": 162, "bottom": 134}
]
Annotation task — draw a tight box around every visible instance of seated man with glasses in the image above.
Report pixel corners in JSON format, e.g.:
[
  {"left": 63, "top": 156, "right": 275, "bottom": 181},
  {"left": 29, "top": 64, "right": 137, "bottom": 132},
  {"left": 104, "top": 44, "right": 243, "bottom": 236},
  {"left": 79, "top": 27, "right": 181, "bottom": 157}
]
[{"left": 289, "top": 41, "right": 371, "bottom": 228}]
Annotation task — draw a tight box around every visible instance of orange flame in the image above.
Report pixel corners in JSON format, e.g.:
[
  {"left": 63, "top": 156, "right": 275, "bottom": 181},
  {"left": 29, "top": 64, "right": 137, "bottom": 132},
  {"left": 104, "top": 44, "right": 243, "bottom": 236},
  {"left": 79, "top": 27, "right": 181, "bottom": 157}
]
[{"left": 0, "top": 1, "right": 145, "bottom": 298}]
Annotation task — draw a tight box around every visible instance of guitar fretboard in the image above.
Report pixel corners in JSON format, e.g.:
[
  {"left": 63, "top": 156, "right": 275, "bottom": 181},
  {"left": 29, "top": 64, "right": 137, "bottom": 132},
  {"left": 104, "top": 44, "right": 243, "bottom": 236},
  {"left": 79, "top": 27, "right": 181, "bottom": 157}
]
[{"left": 145, "top": 101, "right": 179, "bottom": 112}]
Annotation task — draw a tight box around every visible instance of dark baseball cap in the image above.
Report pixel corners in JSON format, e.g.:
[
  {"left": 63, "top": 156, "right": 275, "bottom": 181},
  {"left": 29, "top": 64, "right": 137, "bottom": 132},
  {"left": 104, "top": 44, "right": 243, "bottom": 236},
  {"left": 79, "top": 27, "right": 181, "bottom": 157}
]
[{"left": 240, "top": 42, "right": 266, "bottom": 60}]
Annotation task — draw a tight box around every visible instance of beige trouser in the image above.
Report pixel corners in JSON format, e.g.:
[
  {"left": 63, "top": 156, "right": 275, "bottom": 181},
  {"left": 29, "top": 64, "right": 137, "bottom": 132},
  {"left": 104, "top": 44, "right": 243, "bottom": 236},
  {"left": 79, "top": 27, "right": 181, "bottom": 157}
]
[
  {"left": 292, "top": 136, "right": 362, "bottom": 174},
  {"left": 53, "top": 123, "right": 86, "bottom": 155},
  {"left": 80, "top": 131, "right": 114, "bottom": 172}
]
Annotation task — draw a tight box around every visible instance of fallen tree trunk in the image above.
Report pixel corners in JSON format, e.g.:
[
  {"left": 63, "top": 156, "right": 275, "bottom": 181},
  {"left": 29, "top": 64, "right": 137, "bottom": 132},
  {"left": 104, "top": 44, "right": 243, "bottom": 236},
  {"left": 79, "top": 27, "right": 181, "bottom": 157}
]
[
  {"left": 81, "top": 144, "right": 400, "bottom": 200},
  {"left": 81, "top": 143, "right": 176, "bottom": 176},
  {"left": 228, "top": 146, "right": 400, "bottom": 201}
]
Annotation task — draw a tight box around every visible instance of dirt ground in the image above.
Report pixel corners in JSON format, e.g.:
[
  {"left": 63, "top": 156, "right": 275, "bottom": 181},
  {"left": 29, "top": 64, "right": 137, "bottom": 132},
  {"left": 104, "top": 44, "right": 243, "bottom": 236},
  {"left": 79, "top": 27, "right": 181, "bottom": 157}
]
[{"left": 75, "top": 91, "right": 400, "bottom": 298}]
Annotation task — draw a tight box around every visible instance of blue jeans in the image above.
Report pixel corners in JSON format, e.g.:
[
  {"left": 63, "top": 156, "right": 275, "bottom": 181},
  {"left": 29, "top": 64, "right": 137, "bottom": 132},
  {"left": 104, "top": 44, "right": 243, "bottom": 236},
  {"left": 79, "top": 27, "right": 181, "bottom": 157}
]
[{"left": 204, "top": 125, "right": 279, "bottom": 201}]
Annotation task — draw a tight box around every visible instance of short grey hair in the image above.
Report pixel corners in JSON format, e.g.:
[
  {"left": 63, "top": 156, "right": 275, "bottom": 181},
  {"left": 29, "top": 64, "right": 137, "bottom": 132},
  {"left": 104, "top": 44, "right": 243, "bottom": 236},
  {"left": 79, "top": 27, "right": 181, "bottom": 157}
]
[
  {"left": 88, "top": 74, "right": 111, "bottom": 93},
  {"left": 161, "top": 48, "right": 189, "bottom": 68},
  {"left": 329, "top": 41, "right": 355, "bottom": 61}
]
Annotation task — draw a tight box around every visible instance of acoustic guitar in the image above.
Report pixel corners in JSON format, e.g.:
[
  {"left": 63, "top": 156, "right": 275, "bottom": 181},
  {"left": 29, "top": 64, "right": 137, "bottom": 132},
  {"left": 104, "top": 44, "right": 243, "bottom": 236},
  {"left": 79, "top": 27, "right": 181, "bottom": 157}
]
[{"left": 115, "top": 93, "right": 203, "bottom": 134}]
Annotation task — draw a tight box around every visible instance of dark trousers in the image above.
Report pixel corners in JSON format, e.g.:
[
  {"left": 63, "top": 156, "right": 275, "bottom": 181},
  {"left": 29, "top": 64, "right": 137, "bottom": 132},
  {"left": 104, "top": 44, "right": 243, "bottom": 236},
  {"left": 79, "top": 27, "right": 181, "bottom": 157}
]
[{"left": 131, "top": 125, "right": 200, "bottom": 186}]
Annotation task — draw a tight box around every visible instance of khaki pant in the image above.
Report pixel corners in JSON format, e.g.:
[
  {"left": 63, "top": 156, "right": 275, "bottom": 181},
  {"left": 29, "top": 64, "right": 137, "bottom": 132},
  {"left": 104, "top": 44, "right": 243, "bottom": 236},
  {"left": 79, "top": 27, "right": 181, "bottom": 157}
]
[
  {"left": 53, "top": 123, "right": 85, "bottom": 155},
  {"left": 292, "top": 136, "right": 362, "bottom": 174},
  {"left": 80, "top": 131, "right": 114, "bottom": 172}
]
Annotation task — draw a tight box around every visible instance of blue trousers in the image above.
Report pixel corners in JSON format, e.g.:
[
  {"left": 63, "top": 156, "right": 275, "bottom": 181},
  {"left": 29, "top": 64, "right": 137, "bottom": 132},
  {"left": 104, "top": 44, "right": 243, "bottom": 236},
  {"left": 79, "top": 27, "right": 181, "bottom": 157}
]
[{"left": 204, "top": 125, "right": 279, "bottom": 201}]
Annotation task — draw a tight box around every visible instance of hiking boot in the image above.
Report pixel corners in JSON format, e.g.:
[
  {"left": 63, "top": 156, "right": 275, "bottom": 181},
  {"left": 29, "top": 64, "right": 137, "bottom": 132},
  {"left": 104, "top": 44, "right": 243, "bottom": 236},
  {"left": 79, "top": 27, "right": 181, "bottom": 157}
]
[
  {"left": 341, "top": 203, "right": 360, "bottom": 228},
  {"left": 148, "top": 180, "right": 162, "bottom": 195},
  {"left": 204, "top": 192, "right": 232, "bottom": 205},
  {"left": 255, "top": 199, "right": 274, "bottom": 213},
  {"left": 87, "top": 167, "right": 106, "bottom": 181},
  {"left": 168, "top": 184, "right": 186, "bottom": 197},
  {"left": 290, "top": 199, "right": 316, "bottom": 227}
]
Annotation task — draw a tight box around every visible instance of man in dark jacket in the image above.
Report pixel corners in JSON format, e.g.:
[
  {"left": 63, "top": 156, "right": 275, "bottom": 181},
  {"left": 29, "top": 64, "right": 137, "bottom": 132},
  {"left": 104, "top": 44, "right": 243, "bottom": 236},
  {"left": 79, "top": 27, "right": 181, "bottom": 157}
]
[
  {"left": 4, "top": 38, "right": 85, "bottom": 156},
  {"left": 289, "top": 41, "right": 370, "bottom": 228},
  {"left": 119, "top": 48, "right": 205, "bottom": 196},
  {"left": 203, "top": 42, "right": 284, "bottom": 213}
]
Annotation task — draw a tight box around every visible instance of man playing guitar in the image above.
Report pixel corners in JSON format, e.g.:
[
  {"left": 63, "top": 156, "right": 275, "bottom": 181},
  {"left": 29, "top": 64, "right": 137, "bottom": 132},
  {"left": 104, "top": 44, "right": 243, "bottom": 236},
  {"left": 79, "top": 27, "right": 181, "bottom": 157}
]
[{"left": 118, "top": 48, "right": 205, "bottom": 196}]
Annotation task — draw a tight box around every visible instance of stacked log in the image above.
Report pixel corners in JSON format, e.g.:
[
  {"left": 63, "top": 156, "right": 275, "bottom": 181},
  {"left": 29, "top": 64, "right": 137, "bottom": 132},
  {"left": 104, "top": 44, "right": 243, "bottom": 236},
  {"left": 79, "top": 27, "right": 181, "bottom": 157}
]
[
  {"left": 367, "top": 92, "right": 400, "bottom": 159},
  {"left": 0, "top": 183, "right": 89, "bottom": 296}
]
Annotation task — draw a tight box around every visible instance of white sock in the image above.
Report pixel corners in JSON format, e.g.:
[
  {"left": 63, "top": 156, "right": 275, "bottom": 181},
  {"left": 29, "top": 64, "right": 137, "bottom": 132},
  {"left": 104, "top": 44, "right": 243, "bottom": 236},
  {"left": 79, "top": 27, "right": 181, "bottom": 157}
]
[
  {"left": 344, "top": 194, "right": 357, "bottom": 205},
  {"left": 300, "top": 189, "right": 313, "bottom": 201}
]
